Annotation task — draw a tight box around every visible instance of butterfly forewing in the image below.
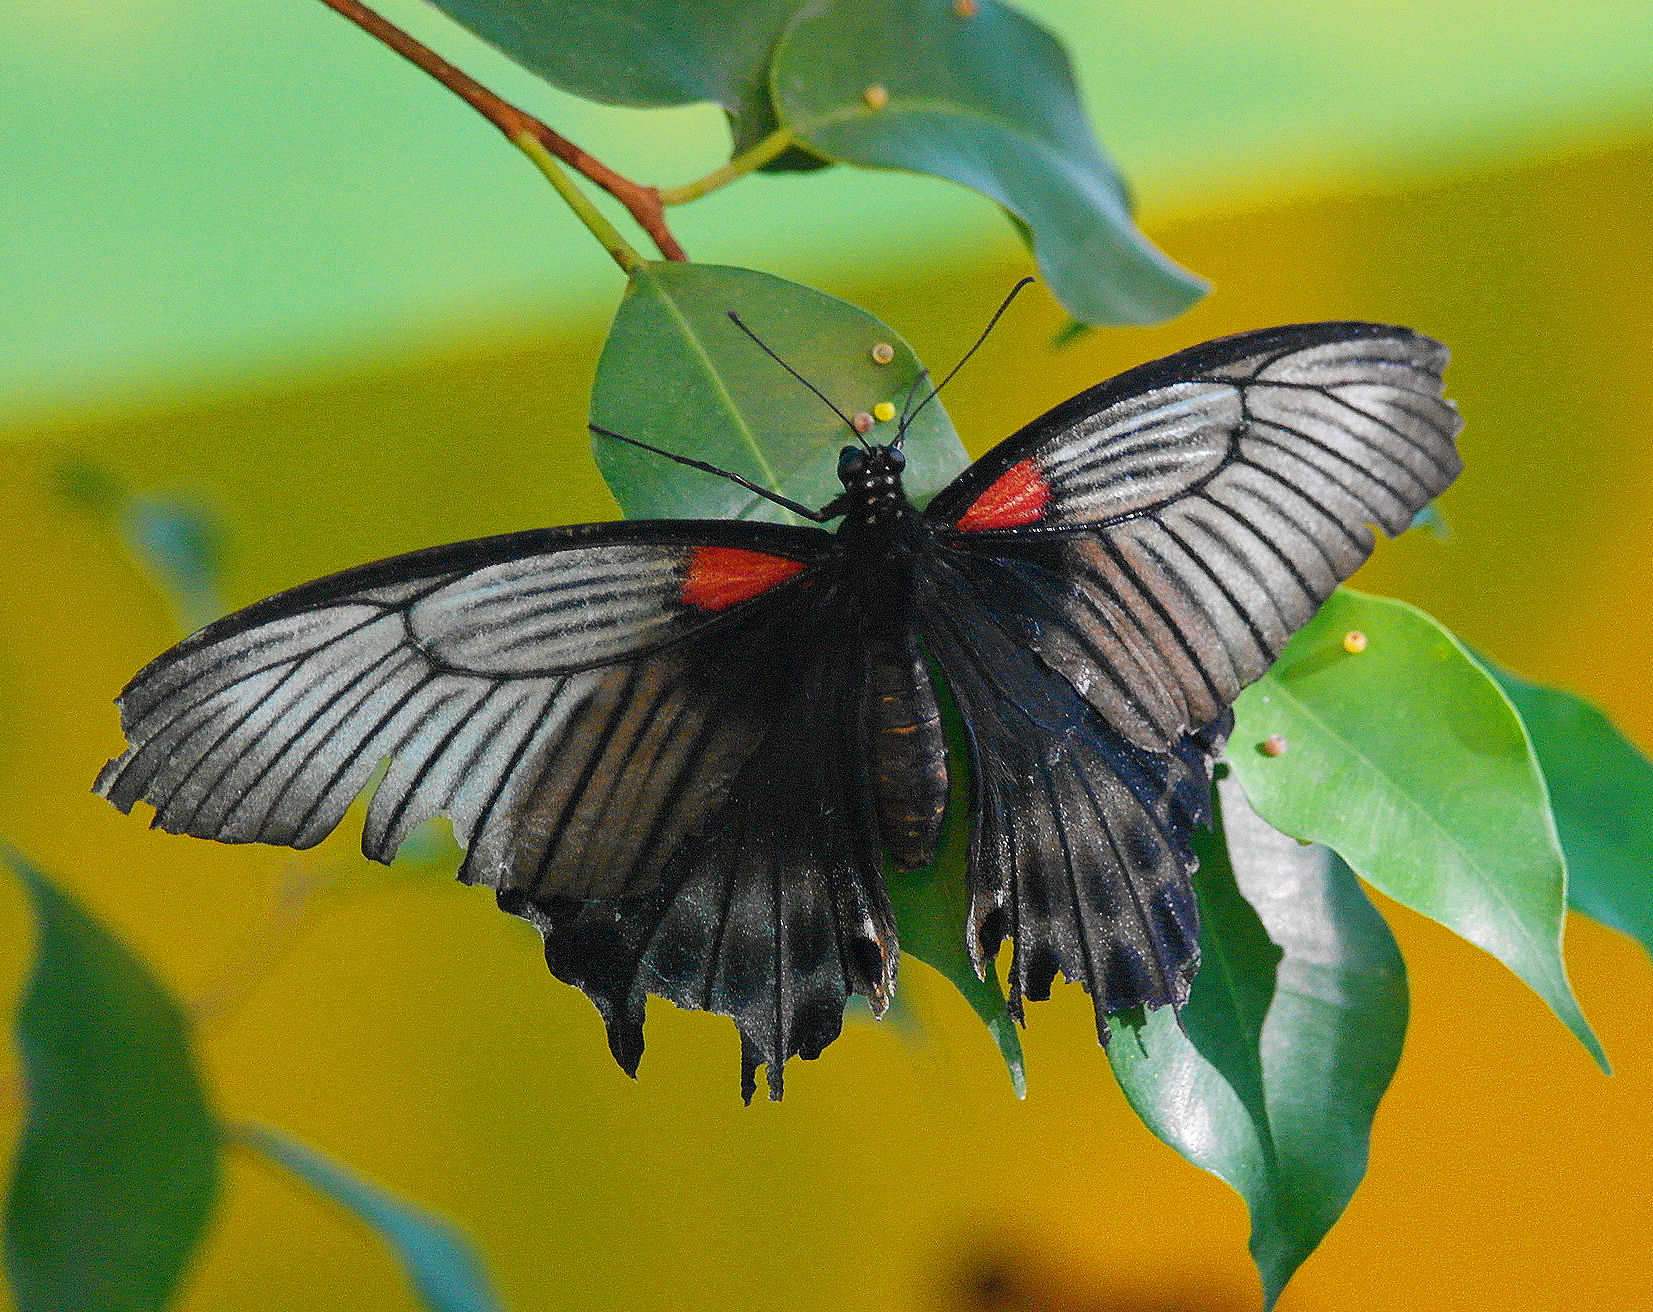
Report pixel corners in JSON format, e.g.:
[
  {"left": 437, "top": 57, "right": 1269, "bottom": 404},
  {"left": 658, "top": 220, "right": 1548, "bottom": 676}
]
[
  {"left": 928, "top": 322, "right": 1461, "bottom": 744},
  {"left": 96, "top": 521, "right": 832, "bottom": 896}
]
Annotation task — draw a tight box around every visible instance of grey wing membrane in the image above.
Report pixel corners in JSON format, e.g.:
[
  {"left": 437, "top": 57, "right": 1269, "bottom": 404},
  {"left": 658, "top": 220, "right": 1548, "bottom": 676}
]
[
  {"left": 95, "top": 521, "right": 834, "bottom": 902},
  {"left": 925, "top": 322, "right": 1463, "bottom": 745}
]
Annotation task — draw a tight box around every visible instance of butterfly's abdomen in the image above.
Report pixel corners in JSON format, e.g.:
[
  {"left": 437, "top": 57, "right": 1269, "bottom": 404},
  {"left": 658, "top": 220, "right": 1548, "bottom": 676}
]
[{"left": 862, "top": 631, "right": 948, "bottom": 870}]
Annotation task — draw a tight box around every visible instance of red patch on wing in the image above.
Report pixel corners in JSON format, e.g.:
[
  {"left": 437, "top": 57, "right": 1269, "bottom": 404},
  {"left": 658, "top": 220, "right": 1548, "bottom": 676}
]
[
  {"left": 955, "top": 458, "right": 1051, "bottom": 531},
  {"left": 681, "top": 546, "right": 807, "bottom": 611}
]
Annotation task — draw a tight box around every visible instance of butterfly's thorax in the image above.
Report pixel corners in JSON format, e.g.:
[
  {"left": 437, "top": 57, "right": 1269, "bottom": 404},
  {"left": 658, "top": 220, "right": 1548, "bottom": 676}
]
[{"left": 833, "top": 445, "right": 948, "bottom": 869}]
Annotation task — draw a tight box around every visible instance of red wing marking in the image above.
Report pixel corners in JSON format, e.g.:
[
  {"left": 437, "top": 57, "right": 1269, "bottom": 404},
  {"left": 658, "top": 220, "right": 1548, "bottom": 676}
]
[
  {"left": 681, "top": 546, "right": 808, "bottom": 612},
  {"left": 954, "top": 458, "right": 1052, "bottom": 532}
]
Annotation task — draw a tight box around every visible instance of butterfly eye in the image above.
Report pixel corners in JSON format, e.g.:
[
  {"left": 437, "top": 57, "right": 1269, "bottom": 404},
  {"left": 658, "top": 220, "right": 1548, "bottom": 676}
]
[
  {"left": 884, "top": 448, "right": 906, "bottom": 473},
  {"left": 838, "top": 446, "right": 867, "bottom": 482}
]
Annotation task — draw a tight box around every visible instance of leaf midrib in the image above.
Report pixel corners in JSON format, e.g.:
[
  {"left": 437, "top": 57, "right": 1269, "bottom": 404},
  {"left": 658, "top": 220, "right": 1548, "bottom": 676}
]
[{"left": 640, "top": 268, "right": 788, "bottom": 522}]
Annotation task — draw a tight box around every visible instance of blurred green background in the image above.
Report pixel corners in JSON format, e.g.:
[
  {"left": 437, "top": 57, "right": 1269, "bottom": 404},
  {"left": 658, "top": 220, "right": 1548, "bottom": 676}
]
[{"left": 3, "top": 2, "right": 1651, "bottom": 1309}]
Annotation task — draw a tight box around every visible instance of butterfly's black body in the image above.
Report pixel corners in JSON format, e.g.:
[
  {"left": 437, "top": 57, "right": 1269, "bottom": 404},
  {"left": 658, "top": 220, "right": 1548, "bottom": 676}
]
[
  {"left": 831, "top": 446, "right": 953, "bottom": 871},
  {"left": 97, "top": 321, "right": 1462, "bottom": 1100}
]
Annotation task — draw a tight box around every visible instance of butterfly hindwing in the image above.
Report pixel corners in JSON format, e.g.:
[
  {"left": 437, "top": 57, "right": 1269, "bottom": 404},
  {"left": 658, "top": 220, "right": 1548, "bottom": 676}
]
[
  {"left": 915, "top": 547, "right": 1217, "bottom": 1034},
  {"left": 512, "top": 600, "right": 895, "bottom": 1102}
]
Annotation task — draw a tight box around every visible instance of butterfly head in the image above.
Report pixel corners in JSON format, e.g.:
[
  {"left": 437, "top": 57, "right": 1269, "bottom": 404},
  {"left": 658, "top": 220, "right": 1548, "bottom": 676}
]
[{"left": 836, "top": 444, "right": 909, "bottom": 524}]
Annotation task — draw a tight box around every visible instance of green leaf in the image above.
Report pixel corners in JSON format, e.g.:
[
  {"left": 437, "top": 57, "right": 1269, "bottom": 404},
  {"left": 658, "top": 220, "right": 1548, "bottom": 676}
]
[
  {"left": 237, "top": 1126, "right": 504, "bottom": 1312},
  {"left": 1480, "top": 660, "right": 1653, "bottom": 962},
  {"left": 887, "top": 684, "right": 1026, "bottom": 1096},
  {"left": 423, "top": 0, "right": 799, "bottom": 135},
  {"left": 3, "top": 847, "right": 219, "bottom": 1312},
  {"left": 593, "top": 263, "right": 965, "bottom": 525},
  {"left": 1227, "top": 590, "right": 1607, "bottom": 1070},
  {"left": 771, "top": 0, "right": 1206, "bottom": 325},
  {"left": 1110, "top": 780, "right": 1407, "bottom": 1310}
]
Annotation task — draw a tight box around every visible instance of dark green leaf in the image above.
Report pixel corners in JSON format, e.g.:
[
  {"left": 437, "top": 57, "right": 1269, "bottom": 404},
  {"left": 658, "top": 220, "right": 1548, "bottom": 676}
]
[
  {"left": 237, "top": 1126, "right": 504, "bottom": 1312},
  {"left": 771, "top": 0, "right": 1205, "bottom": 324},
  {"left": 423, "top": 0, "right": 799, "bottom": 135},
  {"left": 887, "top": 684, "right": 1025, "bottom": 1096},
  {"left": 3, "top": 848, "right": 219, "bottom": 1312},
  {"left": 1481, "top": 660, "right": 1653, "bottom": 962},
  {"left": 1110, "top": 780, "right": 1407, "bottom": 1311},
  {"left": 593, "top": 262, "right": 964, "bottom": 525},
  {"left": 1228, "top": 590, "right": 1606, "bottom": 1069}
]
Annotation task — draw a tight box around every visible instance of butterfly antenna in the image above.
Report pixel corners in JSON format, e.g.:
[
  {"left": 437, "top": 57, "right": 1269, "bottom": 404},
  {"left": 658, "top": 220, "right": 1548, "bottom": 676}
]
[
  {"left": 894, "top": 366, "right": 932, "bottom": 437},
  {"left": 589, "top": 423, "right": 836, "bottom": 522},
  {"left": 726, "top": 311, "right": 869, "bottom": 448},
  {"left": 896, "top": 276, "right": 1036, "bottom": 446}
]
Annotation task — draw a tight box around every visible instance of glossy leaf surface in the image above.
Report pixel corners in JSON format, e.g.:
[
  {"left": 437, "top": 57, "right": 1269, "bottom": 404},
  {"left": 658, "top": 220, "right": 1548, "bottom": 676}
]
[
  {"left": 1484, "top": 660, "right": 1653, "bottom": 961},
  {"left": 423, "top": 0, "right": 797, "bottom": 127},
  {"left": 772, "top": 0, "right": 1205, "bottom": 324},
  {"left": 1110, "top": 781, "right": 1407, "bottom": 1310},
  {"left": 593, "top": 262, "right": 964, "bottom": 525},
  {"left": 1228, "top": 590, "right": 1606, "bottom": 1069}
]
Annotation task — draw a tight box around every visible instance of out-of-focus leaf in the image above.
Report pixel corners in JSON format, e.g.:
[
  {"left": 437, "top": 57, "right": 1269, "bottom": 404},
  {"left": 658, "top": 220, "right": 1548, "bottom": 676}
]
[
  {"left": 593, "top": 262, "right": 964, "bottom": 525},
  {"left": 51, "top": 461, "right": 125, "bottom": 516},
  {"left": 237, "top": 1125, "right": 504, "bottom": 1312},
  {"left": 123, "top": 495, "right": 225, "bottom": 632},
  {"left": 1228, "top": 590, "right": 1606, "bottom": 1070},
  {"left": 3, "top": 847, "right": 219, "bottom": 1312},
  {"left": 771, "top": 0, "right": 1205, "bottom": 325},
  {"left": 1049, "top": 319, "right": 1094, "bottom": 350},
  {"left": 55, "top": 460, "right": 225, "bottom": 632},
  {"left": 1110, "top": 779, "right": 1407, "bottom": 1310},
  {"left": 1481, "top": 659, "right": 1653, "bottom": 962},
  {"left": 1407, "top": 503, "right": 1451, "bottom": 539},
  {"left": 887, "top": 685, "right": 1026, "bottom": 1096}
]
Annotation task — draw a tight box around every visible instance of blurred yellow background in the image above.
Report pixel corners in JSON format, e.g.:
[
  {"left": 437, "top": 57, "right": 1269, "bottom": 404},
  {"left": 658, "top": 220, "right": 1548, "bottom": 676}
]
[{"left": 3, "top": 3, "right": 1652, "bottom": 1310}]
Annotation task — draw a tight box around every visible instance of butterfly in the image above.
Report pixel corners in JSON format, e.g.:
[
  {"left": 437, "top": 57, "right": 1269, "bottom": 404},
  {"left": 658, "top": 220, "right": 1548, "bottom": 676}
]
[{"left": 96, "top": 319, "right": 1460, "bottom": 1101}]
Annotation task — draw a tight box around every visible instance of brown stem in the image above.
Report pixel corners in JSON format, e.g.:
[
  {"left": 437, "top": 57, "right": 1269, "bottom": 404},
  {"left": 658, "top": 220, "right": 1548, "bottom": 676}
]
[{"left": 316, "top": 0, "right": 687, "bottom": 262}]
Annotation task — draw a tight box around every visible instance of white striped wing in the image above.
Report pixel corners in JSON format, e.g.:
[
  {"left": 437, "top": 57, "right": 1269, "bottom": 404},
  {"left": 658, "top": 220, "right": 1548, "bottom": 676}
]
[
  {"left": 929, "top": 322, "right": 1462, "bottom": 742},
  {"left": 96, "top": 521, "right": 832, "bottom": 897}
]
